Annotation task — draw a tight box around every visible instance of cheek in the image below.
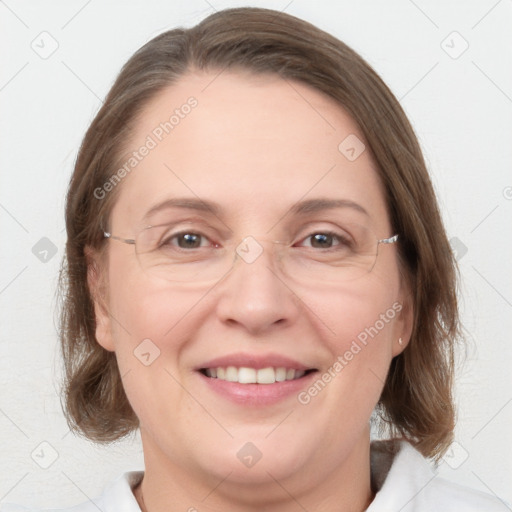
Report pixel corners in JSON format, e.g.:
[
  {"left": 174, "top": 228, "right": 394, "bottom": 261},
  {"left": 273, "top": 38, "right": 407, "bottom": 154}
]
[
  {"left": 105, "top": 267, "right": 202, "bottom": 430},
  {"left": 106, "top": 256, "right": 200, "bottom": 365},
  {"left": 298, "top": 276, "right": 401, "bottom": 412},
  {"left": 311, "top": 276, "right": 400, "bottom": 352},
  {"left": 286, "top": 279, "right": 402, "bottom": 464}
]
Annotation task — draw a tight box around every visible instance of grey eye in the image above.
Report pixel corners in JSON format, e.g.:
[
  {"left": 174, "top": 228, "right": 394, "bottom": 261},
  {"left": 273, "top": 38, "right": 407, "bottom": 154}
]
[
  {"left": 309, "top": 233, "right": 336, "bottom": 248},
  {"left": 162, "top": 232, "right": 209, "bottom": 249},
  {"left": 177, "top": 233, "right": 202, "bottom": 248}
]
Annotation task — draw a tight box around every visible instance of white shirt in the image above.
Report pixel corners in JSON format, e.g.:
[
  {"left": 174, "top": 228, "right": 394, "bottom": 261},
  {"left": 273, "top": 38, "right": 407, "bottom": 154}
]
[{"left": 1, "top": 440, "right": 506, "bottom": 511}]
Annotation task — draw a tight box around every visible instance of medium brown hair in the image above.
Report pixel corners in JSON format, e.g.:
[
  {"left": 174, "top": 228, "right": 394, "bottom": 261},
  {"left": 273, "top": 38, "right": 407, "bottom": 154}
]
[{"left": 59, "top": 6, "right": 459, "bottom": 459}]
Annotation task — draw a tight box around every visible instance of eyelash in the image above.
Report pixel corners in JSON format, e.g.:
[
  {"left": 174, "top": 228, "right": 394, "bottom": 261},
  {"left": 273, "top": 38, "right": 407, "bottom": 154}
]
[{"left": 161, "top": 229, "right": 348, "bottom": 250}]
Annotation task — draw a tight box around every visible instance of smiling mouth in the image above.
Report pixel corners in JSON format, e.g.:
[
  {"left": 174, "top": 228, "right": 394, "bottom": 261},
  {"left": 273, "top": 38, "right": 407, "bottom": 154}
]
[{"left": 199, "top": 366, "right": 318, "bottom": 384}]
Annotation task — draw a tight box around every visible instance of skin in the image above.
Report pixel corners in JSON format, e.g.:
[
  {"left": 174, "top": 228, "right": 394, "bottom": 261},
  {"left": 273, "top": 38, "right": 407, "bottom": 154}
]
[{"left": 89, "top": 69, "right": 413, "bottom": 512}]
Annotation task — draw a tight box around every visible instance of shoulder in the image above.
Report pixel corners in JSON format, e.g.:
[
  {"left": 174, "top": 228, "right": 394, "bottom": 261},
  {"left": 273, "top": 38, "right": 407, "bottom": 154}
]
[
  {"left": 0, "top": 471, "right": 143, "bottom": 512},
  {"left": 425, "top": 475, "right": 507, "bottom": 510},
  {"left": 0, "top": 503, "right": 94, "bottom": 512},
  {"left": 369, "top": 440, "right": 507, "bottom": 511}
]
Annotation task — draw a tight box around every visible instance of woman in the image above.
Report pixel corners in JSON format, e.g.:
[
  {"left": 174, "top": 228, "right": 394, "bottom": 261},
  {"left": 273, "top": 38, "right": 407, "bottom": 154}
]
[{"left": 2, "top": 6, "right": 505, "bottom": 511}]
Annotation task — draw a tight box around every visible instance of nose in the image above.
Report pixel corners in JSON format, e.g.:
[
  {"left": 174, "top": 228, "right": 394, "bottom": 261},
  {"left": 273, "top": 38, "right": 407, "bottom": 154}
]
[{"left": 214, "top": 237, "right": 300, "bottom": 335}]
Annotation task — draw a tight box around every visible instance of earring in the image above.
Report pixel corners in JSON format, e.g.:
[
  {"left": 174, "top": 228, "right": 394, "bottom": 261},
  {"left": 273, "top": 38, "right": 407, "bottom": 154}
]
[{"left": 398, "top": 337, "right": 404, "bottom": 346}]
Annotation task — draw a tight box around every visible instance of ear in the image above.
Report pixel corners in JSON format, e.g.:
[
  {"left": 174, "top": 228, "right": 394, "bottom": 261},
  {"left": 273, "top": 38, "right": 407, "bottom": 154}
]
[
  {"left": 391, "top": 292, "right": 414, "bottom": 357},
  {"left": 85, "top": 246, "right": 115, "bottom": 352}
]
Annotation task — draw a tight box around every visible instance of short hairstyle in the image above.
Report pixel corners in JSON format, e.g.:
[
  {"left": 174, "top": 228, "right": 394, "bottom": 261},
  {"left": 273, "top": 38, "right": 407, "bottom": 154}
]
[{"left": 59, "top": 6, "right": 459, "bottom": 460}]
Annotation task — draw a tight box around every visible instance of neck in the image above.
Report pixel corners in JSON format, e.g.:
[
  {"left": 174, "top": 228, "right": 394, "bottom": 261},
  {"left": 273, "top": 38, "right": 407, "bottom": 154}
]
[{"left": 134, "top": 429, "right": 374, "bottom": 512}]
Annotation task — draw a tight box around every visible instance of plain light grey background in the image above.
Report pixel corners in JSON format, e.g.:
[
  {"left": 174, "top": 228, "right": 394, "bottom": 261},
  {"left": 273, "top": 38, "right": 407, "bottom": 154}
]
[{"left": 1, "top": 0, "right": 511, "bottom": 508}]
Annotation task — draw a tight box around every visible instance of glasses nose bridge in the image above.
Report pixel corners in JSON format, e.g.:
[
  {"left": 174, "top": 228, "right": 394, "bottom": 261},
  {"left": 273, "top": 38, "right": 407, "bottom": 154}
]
[{"left": 232, "top": 235, "right": 287, "bottom": 270}]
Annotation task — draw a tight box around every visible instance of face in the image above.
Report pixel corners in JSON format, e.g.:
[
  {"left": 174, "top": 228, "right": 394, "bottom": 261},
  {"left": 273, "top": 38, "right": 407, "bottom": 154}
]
[{"left": 90, "top": 70, "right": 412, "bottom": 491}]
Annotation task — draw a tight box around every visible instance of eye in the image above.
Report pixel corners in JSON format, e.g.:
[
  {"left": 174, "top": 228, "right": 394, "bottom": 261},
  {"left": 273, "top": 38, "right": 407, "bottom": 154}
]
[
  {"left": 163, "top": 231, "right": 213, "bottom": 249},
  {"left": 298, "top": 231, "right": 347, "bottom": 249}
]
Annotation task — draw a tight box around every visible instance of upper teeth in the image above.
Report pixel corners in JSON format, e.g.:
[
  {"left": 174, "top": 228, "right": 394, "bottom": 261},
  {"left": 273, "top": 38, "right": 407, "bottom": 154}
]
[{"left": 204, "top": 366, "right": 306, "bottom": 384}]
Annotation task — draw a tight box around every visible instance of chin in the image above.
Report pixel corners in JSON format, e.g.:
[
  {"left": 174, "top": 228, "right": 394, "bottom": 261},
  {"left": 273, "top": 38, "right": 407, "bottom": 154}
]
[{"left": 196, "top": 432, "right": 313, "bottom": 485}]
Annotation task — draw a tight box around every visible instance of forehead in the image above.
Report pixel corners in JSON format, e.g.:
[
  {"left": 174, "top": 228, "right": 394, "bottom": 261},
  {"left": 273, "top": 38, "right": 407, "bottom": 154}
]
[{"left": 110, "top": 70, "right": 389, "bottom": 232}]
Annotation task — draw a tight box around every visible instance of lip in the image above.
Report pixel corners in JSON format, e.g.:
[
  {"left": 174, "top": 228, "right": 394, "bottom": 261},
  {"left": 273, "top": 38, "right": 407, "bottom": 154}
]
[
  {"left": 196, "top": 352, "right": 314, "bottom": 372},
  {"left": 197, "top": 370, "right": 318, "bottom": 406},
  {"left": 195, "top": 352, "right": 318, "bottom": 406}
]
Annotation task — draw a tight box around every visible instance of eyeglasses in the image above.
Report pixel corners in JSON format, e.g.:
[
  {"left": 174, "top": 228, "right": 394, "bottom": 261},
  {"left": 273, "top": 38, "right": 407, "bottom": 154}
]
[{"left": 103, "top": 221, "right": 398, "bottom": 286}]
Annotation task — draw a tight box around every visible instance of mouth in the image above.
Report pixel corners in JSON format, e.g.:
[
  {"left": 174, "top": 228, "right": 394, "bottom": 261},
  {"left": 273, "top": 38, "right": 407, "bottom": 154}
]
[
  {"left": 199, "top": 366, "right": 318, "bottom": 384},
  {"left": 195, "top": 353, "right": 319, "bottom": 405}
]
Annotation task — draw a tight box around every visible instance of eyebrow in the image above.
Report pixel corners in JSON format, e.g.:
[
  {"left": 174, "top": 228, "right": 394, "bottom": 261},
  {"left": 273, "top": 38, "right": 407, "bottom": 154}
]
[
  {"left": 142, "top": 197, "right": 369, "bottom": 221},
  {"left": 289, "top": 198, "right": 368, "bottom": 216}
]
